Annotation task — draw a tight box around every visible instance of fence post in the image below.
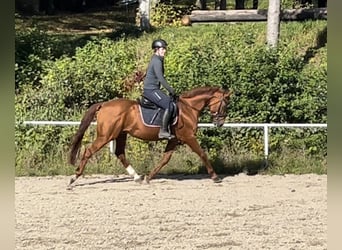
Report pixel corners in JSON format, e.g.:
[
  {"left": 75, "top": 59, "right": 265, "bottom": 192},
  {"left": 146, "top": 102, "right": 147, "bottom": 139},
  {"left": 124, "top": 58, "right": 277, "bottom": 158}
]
[{"left": 264, "top": 124, "right": 269, "bottom": 160}]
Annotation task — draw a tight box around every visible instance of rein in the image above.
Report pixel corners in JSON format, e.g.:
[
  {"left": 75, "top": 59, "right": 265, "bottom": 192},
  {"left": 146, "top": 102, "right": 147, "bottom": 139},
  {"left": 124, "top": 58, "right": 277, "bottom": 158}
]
[{"left": 179, "top": 98, "right": 202, "bottom": 112}]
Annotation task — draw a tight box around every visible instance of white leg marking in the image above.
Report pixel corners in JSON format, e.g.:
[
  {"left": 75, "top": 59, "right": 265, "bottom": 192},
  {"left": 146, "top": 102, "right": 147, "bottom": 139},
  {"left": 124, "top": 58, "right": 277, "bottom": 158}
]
[{"left": 126, "top": 165, "right": 141, "bottom": 182}]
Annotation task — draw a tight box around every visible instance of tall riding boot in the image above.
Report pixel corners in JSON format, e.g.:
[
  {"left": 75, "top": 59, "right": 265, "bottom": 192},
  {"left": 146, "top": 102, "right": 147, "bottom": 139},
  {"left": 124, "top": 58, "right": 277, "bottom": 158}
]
[{"left": 158, "top": 109, "right": 175, "bottom": 139}]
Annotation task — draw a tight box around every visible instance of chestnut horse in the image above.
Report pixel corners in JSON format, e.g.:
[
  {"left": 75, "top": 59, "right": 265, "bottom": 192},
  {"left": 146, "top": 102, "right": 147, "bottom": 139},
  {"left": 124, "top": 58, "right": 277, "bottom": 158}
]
[{"left": 68, "top": 86, "right": 232, "bottom": 187}]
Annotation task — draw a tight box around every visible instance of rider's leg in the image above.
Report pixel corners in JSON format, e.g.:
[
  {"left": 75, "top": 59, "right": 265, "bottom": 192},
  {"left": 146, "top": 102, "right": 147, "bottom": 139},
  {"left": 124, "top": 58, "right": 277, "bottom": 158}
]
[
  {"left": 143, "top": 90, "right": 175, "bottom": 140},
  {"left": 159, "top": 107, "right": 175, "bottom": 139},
  {"left": 160, "top": 102, "right": 175, "bottom": 139}
]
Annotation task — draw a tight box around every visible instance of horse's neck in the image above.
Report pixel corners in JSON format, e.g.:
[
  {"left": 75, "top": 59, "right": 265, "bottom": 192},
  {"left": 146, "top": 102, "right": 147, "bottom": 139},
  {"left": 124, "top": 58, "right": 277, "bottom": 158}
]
[{"left": 180, "top": 95, "right": 209, "bottom": 113}]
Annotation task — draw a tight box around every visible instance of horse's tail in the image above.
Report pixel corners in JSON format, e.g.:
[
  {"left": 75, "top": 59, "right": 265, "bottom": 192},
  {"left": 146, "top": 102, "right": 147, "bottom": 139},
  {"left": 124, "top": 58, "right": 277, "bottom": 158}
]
[{"left": 68, "top": 102, "right": 103, "bottom": 166}]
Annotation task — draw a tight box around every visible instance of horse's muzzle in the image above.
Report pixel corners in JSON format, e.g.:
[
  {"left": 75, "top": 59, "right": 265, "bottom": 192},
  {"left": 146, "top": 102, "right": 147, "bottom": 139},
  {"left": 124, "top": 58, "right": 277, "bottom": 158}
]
[{"left": 213, "top": 118, "right": 225, "bottom": 127}]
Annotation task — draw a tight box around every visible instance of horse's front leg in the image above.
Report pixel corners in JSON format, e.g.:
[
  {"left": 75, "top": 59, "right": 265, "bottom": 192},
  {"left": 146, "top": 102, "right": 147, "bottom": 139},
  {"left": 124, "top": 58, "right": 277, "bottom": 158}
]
[
  {"left": 145, "top": 139, "right": 178, "bottom": 183},
  {"left": 184, "top": 137, "right": 222, "bottom": 183}
]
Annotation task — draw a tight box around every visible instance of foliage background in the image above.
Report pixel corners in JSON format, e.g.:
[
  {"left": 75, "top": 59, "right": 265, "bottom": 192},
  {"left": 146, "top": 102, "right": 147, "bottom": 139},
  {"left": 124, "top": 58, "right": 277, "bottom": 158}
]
[{"left": 15, "top": 6, "right": 327, "bottom": 177}]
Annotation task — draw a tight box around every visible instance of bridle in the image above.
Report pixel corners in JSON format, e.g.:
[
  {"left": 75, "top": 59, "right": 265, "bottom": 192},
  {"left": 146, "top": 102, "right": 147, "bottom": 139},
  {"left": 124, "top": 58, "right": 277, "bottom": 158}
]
[{"left": 208, "top": 93, "right": 227, "bottom": 120}]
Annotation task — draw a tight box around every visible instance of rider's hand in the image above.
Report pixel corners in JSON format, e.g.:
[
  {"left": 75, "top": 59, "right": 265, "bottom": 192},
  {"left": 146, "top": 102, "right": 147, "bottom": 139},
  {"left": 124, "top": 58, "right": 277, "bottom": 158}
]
[{"left": 170, "top": 92, "right": 178, "bottom": 101}]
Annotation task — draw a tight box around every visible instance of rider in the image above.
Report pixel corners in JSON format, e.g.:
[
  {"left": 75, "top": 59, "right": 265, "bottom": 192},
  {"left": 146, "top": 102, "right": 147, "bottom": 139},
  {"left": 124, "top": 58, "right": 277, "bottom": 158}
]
[{"left": 143, "top": 39, "right": 176, "bottom": 140}]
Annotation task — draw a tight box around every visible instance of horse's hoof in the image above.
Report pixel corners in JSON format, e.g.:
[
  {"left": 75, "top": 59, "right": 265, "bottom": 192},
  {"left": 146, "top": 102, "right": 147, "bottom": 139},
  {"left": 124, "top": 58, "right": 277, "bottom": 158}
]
[
  {"left": 66, "top": 185, "right": 73, "bottom": 191},
  {"left": 134, "top": 175, "right": 143, "bottom": 183},
  {"left": 144, "top": 175, "right": 150, "bottom": 184},
  {"left": 212, "top": 176, "right": 222, "bottom": 183},
  {"left": 69, "top": 177, "right": 76, "bottom": 186}
]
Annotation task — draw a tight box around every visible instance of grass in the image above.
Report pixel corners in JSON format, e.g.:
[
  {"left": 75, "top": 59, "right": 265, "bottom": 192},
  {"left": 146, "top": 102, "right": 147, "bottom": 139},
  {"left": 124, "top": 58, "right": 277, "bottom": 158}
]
[{"left": 15, "top": 140, "right": 327, "bottom": 177}]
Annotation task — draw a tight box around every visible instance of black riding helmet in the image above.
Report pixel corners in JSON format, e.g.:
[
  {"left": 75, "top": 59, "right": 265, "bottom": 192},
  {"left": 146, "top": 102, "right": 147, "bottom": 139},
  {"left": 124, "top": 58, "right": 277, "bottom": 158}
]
[{"left": 152, "top": 39, "right": 168, "bottom": 49}]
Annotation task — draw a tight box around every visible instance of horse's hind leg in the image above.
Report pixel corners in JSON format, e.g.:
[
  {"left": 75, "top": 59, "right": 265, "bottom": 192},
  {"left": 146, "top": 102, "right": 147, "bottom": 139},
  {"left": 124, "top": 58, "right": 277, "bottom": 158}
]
[
  {"left": 115, "top": 133, "right": 142, "bottom": 182},
  {"left": 68, "top": 135, "right": 109, "bottom": 187},
  {"left": 145, "top": 139, "right": 178, "bottom": 183}
]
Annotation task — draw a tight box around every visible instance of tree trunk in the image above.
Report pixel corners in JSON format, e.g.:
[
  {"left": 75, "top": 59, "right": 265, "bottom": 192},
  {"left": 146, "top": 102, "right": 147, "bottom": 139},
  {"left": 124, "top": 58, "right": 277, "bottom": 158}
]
[
  {"left": 235, "top": 0, "right": 245, "bottom": 9},
  {"left": 196, "top": 0, "right": 207, "bottom": 10},
  {"left": 139, "top": 0, "right": 151, "bottom": 31},
  {"left": 252, "top": 0, "right": 258, "bottom": 9},
  {"left": 220, "top": 0, "right": 227, "bottom": 10},
  {"left": 317, "top": 0, "right": 327, "bottom": 7},
  {"left": 266, "top": 0, "right": 281, "bottom": 48},
  {"left": 39, "top": 0, "right": 55, "bottom": 14},
  {"left": 215, "top": 0, "right": 220, "bottom": 10},
  {"left": 15, "top": 0, "right": 40, "bottom": 14}
]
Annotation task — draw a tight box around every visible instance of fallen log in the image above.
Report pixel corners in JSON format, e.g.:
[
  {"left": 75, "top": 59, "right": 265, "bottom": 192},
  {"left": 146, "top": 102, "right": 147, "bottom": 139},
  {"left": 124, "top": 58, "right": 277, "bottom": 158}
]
[{"left": 186, "top": 8, "right": 327, "bottom": 24}]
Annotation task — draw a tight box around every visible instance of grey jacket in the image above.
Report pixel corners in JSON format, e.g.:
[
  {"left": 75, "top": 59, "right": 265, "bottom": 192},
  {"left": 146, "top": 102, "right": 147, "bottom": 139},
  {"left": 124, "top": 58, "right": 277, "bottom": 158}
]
[{"left": 143, "top": 54, "right": 175, "bottom": 95}]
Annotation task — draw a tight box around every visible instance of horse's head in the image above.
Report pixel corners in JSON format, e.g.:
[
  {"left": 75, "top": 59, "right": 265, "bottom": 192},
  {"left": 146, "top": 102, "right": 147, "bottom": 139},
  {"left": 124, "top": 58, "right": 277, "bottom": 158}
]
[{"left": 208, "top": 88, "right": 232, "bottom": 127}]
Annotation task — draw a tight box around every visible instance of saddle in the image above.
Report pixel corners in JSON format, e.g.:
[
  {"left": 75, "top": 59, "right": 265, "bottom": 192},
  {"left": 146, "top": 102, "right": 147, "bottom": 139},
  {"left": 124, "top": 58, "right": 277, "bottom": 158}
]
[
  {"left": 137, "top": 96, "right": 178, "bottom": 127},
  {"left": 139, "top": 96, "right": 159, "bottom": 109}
]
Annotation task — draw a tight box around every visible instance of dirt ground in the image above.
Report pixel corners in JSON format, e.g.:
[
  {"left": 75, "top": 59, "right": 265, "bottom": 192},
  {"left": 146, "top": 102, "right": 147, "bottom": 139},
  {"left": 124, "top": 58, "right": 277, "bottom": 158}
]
[{"left": 15, "top": 173, "right": 327, "bottom": 250}]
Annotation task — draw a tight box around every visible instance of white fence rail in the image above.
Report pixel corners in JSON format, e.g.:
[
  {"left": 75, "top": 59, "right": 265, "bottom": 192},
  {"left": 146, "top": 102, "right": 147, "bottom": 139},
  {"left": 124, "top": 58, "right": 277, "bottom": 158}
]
[{"left": 22, "top": 121, "right": 327, "bottom": 159}]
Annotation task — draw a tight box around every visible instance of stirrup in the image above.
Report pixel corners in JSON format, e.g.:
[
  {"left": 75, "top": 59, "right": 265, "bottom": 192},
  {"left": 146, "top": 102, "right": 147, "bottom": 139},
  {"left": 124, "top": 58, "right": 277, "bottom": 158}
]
[{"left": 158, "top": 131, "right": 175, "bottom": 140}]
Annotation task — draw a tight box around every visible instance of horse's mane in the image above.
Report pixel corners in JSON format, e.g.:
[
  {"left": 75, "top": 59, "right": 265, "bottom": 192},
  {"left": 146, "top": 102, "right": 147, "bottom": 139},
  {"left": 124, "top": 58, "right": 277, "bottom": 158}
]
[{"left": 180, "top": 86, "right": 221, "bottom": 98}]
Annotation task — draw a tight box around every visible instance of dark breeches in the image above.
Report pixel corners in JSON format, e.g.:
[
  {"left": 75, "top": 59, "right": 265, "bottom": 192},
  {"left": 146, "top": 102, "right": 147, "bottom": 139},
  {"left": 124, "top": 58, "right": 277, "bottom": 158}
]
[{"left": 143, "top": 89, "right": 174, "bottom": 113}]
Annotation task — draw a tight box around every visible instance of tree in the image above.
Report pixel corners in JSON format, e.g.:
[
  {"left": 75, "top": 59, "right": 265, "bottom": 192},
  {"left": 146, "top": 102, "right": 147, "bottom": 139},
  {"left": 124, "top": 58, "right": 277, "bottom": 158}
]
[
  {"left": 39, "top": 0, "right": 55, "bottom": 14},
  {"left": 235, "top": 0, "right": 245, "bottom": 9},
  {"left": 266, "top": 0, "right": 281, "bottom": 48},
  {"left": 196, "top": 0, "right": 207, "bottom": 10},
  {"left": 15, "top": 0, "right": 40, "bottom": 14},
  {"left": 253, "top": 0, "right": 258, "bottom": 9},
  {"left": 139, "top": 0, "right": 151, "bottom": 31},
  {"left": 215, "top": 0, "right": 227, "bottom": 10}
]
